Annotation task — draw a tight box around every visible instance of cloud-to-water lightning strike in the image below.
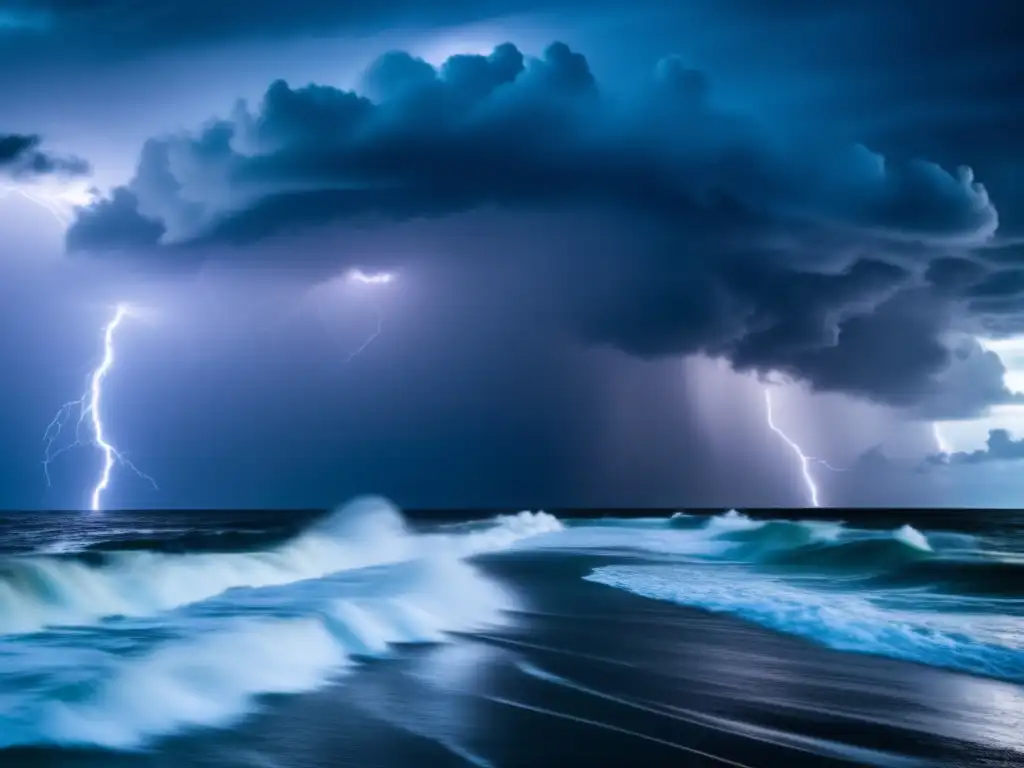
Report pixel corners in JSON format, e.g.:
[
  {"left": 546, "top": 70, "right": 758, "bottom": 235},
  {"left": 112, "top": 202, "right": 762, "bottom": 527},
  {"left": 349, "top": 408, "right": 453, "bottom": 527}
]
[
  {"left": 43, "top": 304, "right": 157, "bottom": 512},
  {"left": 340, "top": 307, "right": 384, "bottom": 364},
  {"left": 335, "top": 269, "right": 395, "bottom": 363},
  {"left": 763, "top": 387, "right": 845, "bottom": 508},
  {"left": 932, "top": 422, "right": 951, "bottom": 454}
]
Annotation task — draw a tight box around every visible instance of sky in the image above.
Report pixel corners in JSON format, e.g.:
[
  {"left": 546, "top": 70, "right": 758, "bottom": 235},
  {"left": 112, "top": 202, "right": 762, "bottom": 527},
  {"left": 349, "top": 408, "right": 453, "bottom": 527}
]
[{"left": 1, "top": 0, "right": 1023, "bottom": 510}]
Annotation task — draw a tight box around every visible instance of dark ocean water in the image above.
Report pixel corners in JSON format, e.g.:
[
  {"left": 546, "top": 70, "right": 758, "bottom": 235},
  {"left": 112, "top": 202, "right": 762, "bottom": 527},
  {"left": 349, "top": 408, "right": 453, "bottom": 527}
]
[{"left": 0, "top": 501, "right": 1022, "bottom": 767}]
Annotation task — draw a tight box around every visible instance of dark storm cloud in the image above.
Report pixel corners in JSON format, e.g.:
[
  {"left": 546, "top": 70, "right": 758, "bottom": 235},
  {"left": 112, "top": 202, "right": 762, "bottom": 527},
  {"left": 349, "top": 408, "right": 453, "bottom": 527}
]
[
  {"left": 0, "top": 132, "right": 89, "bottom": 178},
  {"left": 67, "top": 42, "right": 997, "bottom": 250},
  {"left": 66, "top": 42, "right": 1014, "bottom": 416},
  {"left": 924, "top": 257, "right": 990, "bottom": 294},
  {"left": 909, "top": 336, "right": 1024, "bottom": 420},
  {"left": 945, "top": 248, "right": 1024, "bottom": 338},
  {"left": 968, "top": 269, "right": 1024, "bottom": 299},
  {"left": 775, "top": 0, "right": 1024, "bottom": 238},
  {"left": 0, "top": 0, "right": 594, "bottom": 58},
  {"left": 66, "top": 187, "right": 164, "bottom": 253},
  {"left": 2, "top": 0, "right": 1017, "bottom": 66}
]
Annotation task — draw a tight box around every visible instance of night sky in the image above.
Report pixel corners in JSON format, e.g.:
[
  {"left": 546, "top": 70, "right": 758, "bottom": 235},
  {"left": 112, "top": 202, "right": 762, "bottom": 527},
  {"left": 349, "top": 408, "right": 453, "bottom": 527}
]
[{"left": 1, "top": 0, "right": 1023, "bottom": 510}]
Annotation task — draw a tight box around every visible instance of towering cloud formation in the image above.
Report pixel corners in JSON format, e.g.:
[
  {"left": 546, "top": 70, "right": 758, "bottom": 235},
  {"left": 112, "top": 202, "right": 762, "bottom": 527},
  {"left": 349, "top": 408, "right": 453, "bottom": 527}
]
[
  {"left": 68, "top": 43, "right": 998, "bottom": 250},
  {"left": 66, "top": 42, "right": 1019, "bottom": 416}
]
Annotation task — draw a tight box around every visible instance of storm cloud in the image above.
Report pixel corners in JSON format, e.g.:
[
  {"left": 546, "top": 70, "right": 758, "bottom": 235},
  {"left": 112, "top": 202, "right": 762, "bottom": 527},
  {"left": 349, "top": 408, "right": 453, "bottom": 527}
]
[
  {"left": 68, "top": 43, "right": 998, "bottom": 250},
  {"left": 0, "top": 132, "right": 89, "bottom": 178},
  {"left": 65, "top": 41, "right": 1020, "bottom": 417},
  {"left": 0, "top": 0, "right": 598, "bottom": 60}
]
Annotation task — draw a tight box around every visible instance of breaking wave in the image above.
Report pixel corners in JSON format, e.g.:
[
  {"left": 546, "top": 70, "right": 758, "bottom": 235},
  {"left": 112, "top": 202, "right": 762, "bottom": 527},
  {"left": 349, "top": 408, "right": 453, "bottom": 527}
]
[
  {"left": 683, "top": 513, "right": 1024, "bottom": 600},
  {"left": 580, "top": 510, "right": 1024, "bottom": 682},
  {"left": 492, "top": 509, "right": 1023, "bottom": 608},
  {"left": 0, "top": 497, "right": 561, "bottom": 635},
  {"left": 0, "top": 556, "right": 511, "bottom": 750},
  {"left": 528, "top": 510, "right": 945, "bottom": 568},
  {"left": 3, "top": 500, "right": 1019, "bottom": 752},
  {"left": 585, "top": 564, "right": 1024, "bottom": 682}
]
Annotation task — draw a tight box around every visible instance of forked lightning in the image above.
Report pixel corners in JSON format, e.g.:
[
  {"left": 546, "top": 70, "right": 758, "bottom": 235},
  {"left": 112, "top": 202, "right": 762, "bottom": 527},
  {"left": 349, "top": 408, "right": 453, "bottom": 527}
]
[
  {"left": 43, "top": 304, "right": 157, "bottom": 512},
  {"left": 763, "top": 387, "right": 845, "bottom": 508}
]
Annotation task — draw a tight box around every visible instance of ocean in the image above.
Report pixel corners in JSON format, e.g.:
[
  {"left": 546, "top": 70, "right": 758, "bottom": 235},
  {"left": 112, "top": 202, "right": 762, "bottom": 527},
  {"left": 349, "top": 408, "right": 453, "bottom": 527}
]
[{"left": 0, "top": 499, "right": 1021, "bottom": 767}]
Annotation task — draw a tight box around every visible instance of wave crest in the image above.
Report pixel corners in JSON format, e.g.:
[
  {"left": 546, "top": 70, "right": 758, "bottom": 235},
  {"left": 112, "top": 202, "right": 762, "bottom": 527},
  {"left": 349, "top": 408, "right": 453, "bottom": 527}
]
[
  {"left": 0, "top": 498, "right": 559, "bottom": 635},
  {"left": 0, "top": 557, "right": 511, "bottom": 750},
  {"left": 586, "top": 564, "right": 1024, "bottom": 683}
]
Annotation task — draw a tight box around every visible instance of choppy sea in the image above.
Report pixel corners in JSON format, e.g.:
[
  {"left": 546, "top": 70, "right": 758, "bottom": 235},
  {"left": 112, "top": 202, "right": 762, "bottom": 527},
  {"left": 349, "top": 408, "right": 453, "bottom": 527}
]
[{"left": 1, "top": 500, "right": 1022, "bottom": 766}]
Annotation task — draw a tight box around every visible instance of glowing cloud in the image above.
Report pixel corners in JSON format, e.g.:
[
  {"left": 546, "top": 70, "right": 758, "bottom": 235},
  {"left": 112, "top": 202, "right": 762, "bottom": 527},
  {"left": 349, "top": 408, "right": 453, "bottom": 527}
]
[
  {"left": 932, "top": 422, "right": 951, "bottom": 454},
  {"left": 347, "top": 269, "right": 396, "bottom": 285}
]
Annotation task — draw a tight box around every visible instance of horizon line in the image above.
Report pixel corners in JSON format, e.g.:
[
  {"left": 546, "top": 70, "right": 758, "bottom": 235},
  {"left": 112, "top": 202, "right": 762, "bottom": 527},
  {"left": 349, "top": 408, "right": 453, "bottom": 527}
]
[{"left": 1, "top": 506, "right": 1019, "bottom": 514}]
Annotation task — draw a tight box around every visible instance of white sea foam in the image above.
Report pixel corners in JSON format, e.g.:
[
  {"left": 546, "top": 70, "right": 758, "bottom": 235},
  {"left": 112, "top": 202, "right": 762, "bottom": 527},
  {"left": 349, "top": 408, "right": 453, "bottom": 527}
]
[
  {"left": 0, "top": 498, "right": 557, "bottom": 635},
  {"left": 0, "top": 503, "right": 993, "bottom": 754},
  {"left": 705, "top": 509, "right": 762, "bottom": 532},
  {"left": 586, "top": 564, "right": 1024, "bottom": 682},
  {"left": 506, "top": 512, "right": 946, "bottom": 566},
  {"left": 0, "top": 557, "right": 511, "bottom": 749},
  {"left": 436, "top": 510, "right": 564, "bottom": 555},
  {"left": 504, "top": 510, "right": 848, "bottom": 560}
]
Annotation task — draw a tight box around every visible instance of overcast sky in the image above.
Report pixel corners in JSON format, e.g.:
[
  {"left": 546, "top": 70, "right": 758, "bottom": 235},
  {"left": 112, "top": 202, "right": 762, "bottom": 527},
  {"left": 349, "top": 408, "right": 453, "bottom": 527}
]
[{"left": 1, "top": 0, "right": 1022, "bottom": 510}]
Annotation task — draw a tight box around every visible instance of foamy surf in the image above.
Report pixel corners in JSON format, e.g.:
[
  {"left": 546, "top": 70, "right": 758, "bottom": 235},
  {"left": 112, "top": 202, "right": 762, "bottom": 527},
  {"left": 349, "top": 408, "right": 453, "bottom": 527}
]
[
  {"left": 490, "top": 508, "right": 1024, "bottom": 682},
  {"left": 507, "top": 509, "right": 922, "bottom": 565},
  {"left": 0, "top": 498, "right": 559, "bottom": 635},
  {"left": 0, "top": 556, "right": 512, "bottom": 750},
  {"left": 585, "top": 564, "right": 1024, "bottom": 682}
]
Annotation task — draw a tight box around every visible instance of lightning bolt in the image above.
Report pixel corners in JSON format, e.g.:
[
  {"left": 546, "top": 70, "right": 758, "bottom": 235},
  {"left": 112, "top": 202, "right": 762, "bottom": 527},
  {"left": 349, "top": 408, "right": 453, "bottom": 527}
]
[
  {"left": 763, "top": 387, "right": 845, "bottom": 508},
  {"left": 311, "top": 269, "right": 395, "bottom": 364},
  {"left": 43, "top": 304, "right": 157, "bottom": 512},
  {"left": 268, "top": 268, "right": 395, "bottom": 365},
  {"left": 340, "top": 305, "right": 384, "bottom": 364},
  {"left": 2, "top": 183, "right": 93, "bottom": 228},
  {"left": 2, "top": 186, "right": 71, "bottom": 226}
]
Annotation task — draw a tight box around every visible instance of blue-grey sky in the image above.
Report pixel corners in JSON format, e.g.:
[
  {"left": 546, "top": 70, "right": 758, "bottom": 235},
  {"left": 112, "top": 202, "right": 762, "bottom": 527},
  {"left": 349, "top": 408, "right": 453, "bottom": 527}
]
[{"left": 1, "top": 0, "right": 1022, "bottom": 510}]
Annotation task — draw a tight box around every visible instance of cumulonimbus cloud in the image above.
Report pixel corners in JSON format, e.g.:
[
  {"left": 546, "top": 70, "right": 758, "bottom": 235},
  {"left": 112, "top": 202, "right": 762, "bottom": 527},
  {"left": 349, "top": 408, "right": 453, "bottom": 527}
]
[
  {"left": 65, "top": 42, "right": 1021, "bottom": 417},
  {"left": 68, "top": 43, "right": 998, "bottom": 251}
]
